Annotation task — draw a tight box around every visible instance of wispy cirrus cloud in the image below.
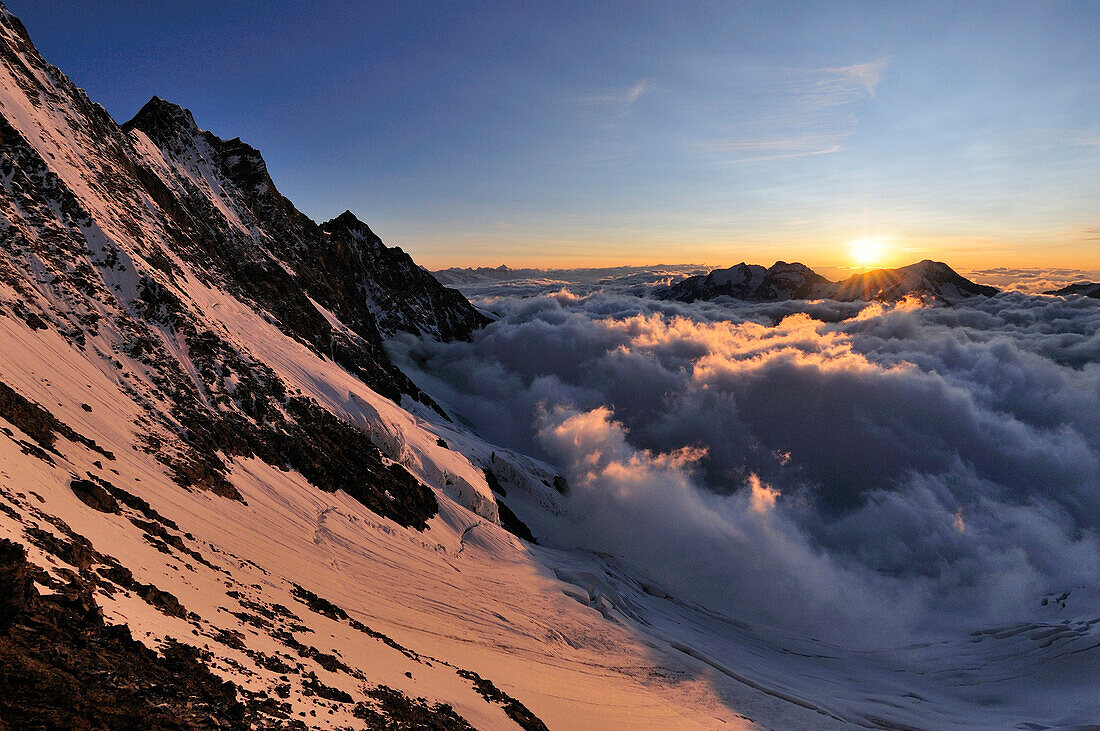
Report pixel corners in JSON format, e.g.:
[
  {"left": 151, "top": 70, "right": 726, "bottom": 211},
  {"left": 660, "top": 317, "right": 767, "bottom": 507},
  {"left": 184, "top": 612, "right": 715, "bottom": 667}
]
[
  {"left": 1055, "top": 131, "right": 1100, "bottom": 148},
  {"left": 574, "top": 79, "right": 654, "bottom": 109},
  {"left": 818, "top": 59, "right": 888, "bottom": 99},
  {"left": 1022, "top": 128, "right": 1100, "bottom": 151},
  {"left": 562, "top": 60, "right": 887, "bottom": 166},
  {"left": 695, "top": 133, "right": 849, "bottom": 163},
  {"left": 562, "top": 79, "right": 654, "bottom": 165},
  {"left": 693, "top": 58, "right": 888, "bottom": 163}
]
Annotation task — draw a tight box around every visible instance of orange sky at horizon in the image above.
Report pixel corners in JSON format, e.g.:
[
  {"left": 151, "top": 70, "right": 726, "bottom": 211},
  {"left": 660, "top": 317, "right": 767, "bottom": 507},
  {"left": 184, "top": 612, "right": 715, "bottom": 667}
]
[{"left": 407, "top": 227, "right": 1100, "bottom": 274}]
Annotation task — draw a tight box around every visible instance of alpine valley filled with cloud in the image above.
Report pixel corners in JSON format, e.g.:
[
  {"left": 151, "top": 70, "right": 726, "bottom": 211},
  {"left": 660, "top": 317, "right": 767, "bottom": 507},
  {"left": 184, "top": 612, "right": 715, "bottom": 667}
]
[{"left": 1, "top": 2, "right": 1098, "bottom": 729}]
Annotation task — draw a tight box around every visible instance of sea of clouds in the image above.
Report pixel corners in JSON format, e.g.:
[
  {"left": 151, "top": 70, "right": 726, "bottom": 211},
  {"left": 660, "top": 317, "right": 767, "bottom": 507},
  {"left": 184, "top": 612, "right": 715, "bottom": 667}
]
[{"left": 392, "top": 268, "right": 1100, "bottom": 647}]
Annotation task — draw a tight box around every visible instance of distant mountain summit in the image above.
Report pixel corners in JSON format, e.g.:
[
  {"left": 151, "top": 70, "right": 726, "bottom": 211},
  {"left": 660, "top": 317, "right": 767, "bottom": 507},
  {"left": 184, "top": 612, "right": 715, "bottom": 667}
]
[
  {"left": 659, "top": 262, "right": 765, "bottom": 301},
  {"left": 1043, "top": 282, "right": 1100, "bottom": 298},
  {"left": 659, "top": 261, "right": 833, "bottom": 302},
  {"left": 434, "top": 264, "right": 522, "bottom": 285},
  {"left": 657, "top": 260, "right": 998, "bottom": 304}
]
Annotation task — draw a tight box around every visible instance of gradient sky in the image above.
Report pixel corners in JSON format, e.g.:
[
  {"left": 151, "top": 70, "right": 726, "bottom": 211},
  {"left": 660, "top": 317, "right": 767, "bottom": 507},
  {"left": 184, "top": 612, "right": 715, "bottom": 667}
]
[{"left": 10, "top": 1, "right": 1098, "bottom": 269}]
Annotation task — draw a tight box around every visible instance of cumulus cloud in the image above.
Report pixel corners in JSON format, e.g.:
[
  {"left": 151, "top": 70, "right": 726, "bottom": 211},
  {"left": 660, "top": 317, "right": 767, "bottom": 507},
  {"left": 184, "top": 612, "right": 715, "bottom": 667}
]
[
  {"left": 533, "top": 404, "right": 916, "bottom": 644},
  {"left": 390, "top": 275, "right": 1100, "bottom": 645}
]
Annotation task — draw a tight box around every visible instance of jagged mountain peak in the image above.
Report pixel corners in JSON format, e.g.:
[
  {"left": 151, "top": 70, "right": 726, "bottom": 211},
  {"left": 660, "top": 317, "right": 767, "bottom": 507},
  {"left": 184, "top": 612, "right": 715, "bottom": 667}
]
[
  {"left": 123, "top": 95, "right": 200, "bottom": 139},
  {"left": 656, "top": 262, "right": 765, "bottom": 302},
  {"left": 328, "top": 209, "right": 364, "bottom": 226},
  {"left": 124, "top": 97, "right": 278, "bottom": 212},
  {"left": 1043, "top": 281, "right": 1100, "bottom": 298},
  {"left": 116, "top": 86, "right": 488, "bottom": 346},
  {"left": 658, "top": 259, "right": 997, "bottom": 304},
  {"left": 754, "top": 261, "right": 830, "bottom": 300},
  {"left": 833, "top": 259, "right": 997, "bottom": 303},
  {"left": 322, "top": 209, "right": 380, "bottom": 242},
  {"left": 707, "top": 261, "right": 764, "bottom": 283},
  {"left": 317, "top": 211, "right": 491, "bottom": 340},
  {"left": 209, "top": 134, "right": 278, "bottom": 202},
  {"left": 0, "top": 2, "right": 32, "bottom": 44}
]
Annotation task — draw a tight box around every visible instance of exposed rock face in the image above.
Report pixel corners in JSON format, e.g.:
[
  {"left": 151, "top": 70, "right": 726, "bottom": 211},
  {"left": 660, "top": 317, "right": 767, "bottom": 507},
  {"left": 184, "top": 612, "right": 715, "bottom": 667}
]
[
  {"left": 659, "top": 262, "right": 767, "bottom": 302},
  {"left": 657, "top": 259, "right": 998, "bottom": 305},
  {"left": 121, "top": 94, "right": 483, "bottom": 395},
  {"left": 318, "top": 211, "right": 491, "bottom": 341},
  {"left": 1044, "top": 282, "right": 1100, "bottom": 298},
  {"left": 0, "top": 0, "right": 500, "bottom": 527},
  {"left": 124, "top": 99, "right": 489, "bottom": 344},
  {"left": 0, "top": 538, "right": 250, "bottom": 730}
]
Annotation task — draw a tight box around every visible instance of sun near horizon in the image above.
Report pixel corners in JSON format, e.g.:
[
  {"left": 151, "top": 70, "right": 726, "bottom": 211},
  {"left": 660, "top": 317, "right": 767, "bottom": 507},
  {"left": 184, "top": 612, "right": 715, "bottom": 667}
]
[{"left": 848, "top": 239, "right": 886, "bottom": 268}]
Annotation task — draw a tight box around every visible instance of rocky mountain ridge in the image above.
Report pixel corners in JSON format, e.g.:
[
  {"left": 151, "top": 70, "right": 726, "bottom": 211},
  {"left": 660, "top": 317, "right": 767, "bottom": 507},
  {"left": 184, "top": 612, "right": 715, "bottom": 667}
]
[
  {"left": 0, "top": 4, "right": 575, "bottom": 726},
  {"left": 657, "top": 259, "right": 999, "bottom": 304},
  {"left": 0, "top": 0, "right": 506, "bottom": 523},
  {"left": 123, "top": 95, "right": 489, "bottom": 345},
  {"left": 1044, "top": 281, "right": 1100, "bottom": 298}
]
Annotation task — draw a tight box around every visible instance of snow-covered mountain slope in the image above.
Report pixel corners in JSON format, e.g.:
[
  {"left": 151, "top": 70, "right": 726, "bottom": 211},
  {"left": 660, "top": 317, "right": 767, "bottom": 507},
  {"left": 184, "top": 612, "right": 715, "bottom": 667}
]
[
  {"left": 826, "top": 259, "right": 998, "bottom": 303},
  {"left": 4, "top": 4, "right": 1094, "bottom": 729},
  {"left": 658, "top": 259, "right": 998, "bottom": 305},
  {"left": 0, "top": 307, "right": 774, "bottom": 729},
  {"left": 0, "top": 4, "right": 832, "bottom": 727}
]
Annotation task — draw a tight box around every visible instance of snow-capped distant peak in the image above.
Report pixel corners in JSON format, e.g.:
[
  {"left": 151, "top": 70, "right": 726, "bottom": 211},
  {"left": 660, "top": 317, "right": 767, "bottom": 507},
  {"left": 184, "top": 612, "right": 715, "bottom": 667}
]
[{"left": 658, "top": 259, "right": 997, "bottom": 304}]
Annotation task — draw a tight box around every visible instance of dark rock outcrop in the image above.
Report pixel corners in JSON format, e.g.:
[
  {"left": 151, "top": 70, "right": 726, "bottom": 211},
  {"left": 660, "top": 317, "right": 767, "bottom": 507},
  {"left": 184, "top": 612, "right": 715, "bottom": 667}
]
[
  {"left": 658, "top": 262, "right": 766, "bottom": 302},
  {"left": 1044, "top": 282, "right": 1100, "bottom": 298},
  {"left": 320, "top": 211, "right": 491, "bottom": 341},
  {"left": 0, "top": 538, "right": 248, "bottom": 730},
  {"left": 69, "top": 478, "right": 120, "bottom": 514}
]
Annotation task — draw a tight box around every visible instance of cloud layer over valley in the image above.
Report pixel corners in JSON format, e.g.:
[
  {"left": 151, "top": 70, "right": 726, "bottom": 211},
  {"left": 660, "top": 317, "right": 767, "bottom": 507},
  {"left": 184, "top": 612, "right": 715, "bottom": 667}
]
[{"left": 391, "top": 272, "right": 1100, "bottom": 646}]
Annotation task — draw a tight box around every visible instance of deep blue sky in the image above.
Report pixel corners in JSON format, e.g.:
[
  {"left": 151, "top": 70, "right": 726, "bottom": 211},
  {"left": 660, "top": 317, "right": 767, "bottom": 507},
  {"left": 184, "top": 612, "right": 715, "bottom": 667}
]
[{"left": 10, "top": 1, "right": 1098, "bottom": 268}]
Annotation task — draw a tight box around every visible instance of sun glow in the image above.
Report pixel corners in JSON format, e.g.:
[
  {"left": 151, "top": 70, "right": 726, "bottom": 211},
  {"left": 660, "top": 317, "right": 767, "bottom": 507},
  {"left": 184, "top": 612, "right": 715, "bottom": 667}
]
[{"left": 849, "top": 238, "right": 884, "bottom": 267}]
